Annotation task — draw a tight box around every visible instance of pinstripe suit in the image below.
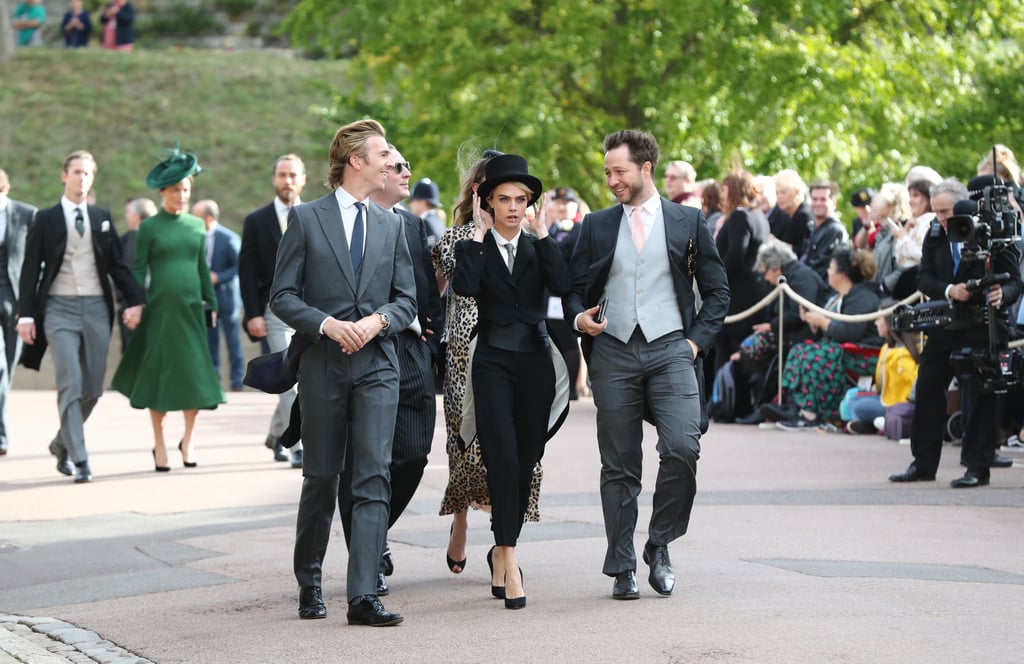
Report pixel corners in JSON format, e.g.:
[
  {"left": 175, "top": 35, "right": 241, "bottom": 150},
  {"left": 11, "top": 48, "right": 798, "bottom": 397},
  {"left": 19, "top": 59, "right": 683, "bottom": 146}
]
[{"left": 341, "top": 208, "right": 442, "bottom": 544}]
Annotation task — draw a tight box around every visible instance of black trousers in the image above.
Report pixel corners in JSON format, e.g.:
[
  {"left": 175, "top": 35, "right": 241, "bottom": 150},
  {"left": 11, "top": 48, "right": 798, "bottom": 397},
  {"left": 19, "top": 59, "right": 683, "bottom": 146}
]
[
  {"left": 910, "top": 344, "right": 997, "bottom": 478},
  {"left": 473, "top": 343, "right": 553, "bottom": 546}
]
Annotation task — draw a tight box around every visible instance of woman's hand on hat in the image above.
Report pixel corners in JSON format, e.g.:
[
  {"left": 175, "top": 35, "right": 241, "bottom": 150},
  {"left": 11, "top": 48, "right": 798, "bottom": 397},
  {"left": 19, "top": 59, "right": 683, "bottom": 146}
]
[{"left": 472, "top": 191, "right": 492, "bottom": 241}]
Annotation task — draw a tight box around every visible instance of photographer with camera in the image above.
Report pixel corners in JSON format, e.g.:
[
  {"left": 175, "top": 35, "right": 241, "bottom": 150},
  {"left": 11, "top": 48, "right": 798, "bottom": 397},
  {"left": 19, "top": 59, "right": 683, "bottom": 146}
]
[{"left": 889, "top": 177, "right": 1022, "bottom": 488}]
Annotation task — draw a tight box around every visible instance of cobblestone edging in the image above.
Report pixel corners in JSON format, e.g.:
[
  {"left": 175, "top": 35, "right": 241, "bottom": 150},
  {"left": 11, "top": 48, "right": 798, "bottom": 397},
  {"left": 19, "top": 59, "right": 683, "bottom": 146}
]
[{"left": 0, "top": 615, "right": 151, "bottom": 664}]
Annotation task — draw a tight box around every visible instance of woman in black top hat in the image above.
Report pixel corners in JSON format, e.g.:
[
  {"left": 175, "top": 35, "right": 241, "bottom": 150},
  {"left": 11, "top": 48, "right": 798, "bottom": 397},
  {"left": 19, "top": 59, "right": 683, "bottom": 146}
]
[{"left": 451, "top": 154, "right": 572, "bottom": 609}]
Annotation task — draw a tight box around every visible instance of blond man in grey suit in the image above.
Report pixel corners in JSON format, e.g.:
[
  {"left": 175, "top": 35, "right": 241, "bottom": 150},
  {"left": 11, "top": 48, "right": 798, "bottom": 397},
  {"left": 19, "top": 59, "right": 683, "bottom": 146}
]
[
  {"left": 270, "top": 119, "right": 416, "bottom": 626},
  {"left": 0, "top": 169, "right": 36, "bottom": 456}
]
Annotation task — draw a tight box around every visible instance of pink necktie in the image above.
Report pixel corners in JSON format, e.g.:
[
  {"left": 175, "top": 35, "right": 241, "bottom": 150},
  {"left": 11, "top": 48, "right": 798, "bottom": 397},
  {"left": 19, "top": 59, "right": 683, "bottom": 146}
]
[{"left": 630, "top": 206, "right": 646, "bottom": 253}]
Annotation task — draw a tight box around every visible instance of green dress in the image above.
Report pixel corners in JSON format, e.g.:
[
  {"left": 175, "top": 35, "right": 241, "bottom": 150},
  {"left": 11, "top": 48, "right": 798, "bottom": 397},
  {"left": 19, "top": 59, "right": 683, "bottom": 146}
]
[{"left": 112, "top": 209, "right": 226, "bottom": 411}]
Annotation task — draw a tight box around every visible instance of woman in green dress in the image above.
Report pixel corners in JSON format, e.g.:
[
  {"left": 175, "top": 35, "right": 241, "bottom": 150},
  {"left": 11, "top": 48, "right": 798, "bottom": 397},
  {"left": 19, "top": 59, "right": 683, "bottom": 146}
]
[{"left": 112, "top": 146, "right": 225, "bottom": 470}]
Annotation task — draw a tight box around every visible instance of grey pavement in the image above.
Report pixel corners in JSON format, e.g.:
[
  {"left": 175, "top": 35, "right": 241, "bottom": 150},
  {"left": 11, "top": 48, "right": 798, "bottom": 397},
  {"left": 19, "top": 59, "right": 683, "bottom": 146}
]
[{"left": 1, "top": 389, "right": 1023, "bottom": 663}]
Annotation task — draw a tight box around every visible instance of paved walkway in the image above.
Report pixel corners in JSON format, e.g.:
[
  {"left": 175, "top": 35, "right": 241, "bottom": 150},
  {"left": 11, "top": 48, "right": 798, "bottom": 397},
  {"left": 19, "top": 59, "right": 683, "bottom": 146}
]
[{"left": 1, "top": 389, "right": 1023, "bottom": 663}]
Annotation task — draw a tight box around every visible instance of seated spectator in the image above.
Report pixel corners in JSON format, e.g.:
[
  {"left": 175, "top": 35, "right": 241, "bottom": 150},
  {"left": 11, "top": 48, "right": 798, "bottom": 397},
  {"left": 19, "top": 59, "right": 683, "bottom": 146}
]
[
  {"left": 762, "top": 248, "right": 883, "bottom": 430},
  {"left": 860, "top": 183, "right": 911, "bottom": 297},
  {"left": 844, "top": 312, "right": 919, "bottom": 434},
  {"left": 771, "top": 169, "right": 812, "bottom": 257},
  {"left": 62, "top": 0, "right": 91, "bottom": 47},
  {"left": 731, "top": 240, "right": 829, "bottom": 424}
]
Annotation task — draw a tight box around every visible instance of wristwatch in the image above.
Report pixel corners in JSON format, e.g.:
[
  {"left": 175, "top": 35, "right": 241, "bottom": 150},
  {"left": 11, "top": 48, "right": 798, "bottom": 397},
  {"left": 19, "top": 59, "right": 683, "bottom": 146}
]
[{"left": 375, "top": 311, "right": 390, "bottom": 335}]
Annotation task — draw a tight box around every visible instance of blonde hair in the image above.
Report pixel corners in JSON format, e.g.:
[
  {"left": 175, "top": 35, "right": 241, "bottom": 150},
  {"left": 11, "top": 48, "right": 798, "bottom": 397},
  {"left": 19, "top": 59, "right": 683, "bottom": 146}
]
[
  {"left": 873, "top": 182, "right": 912, "bottom": 223},
  {"left": 977, "top": 144, "right": 1021, "bottom": 186},
  {"left": 63, "top": 150, "right": 96, "bottom": 173},
  {"left": 327, "top": 119, "right": 385, "bottom": 189}
]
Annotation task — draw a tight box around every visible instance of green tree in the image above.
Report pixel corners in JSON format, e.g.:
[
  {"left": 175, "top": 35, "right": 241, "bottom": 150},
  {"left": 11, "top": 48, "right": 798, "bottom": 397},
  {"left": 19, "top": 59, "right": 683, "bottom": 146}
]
[{"left": 284, "top": 0, "right": 1024, "bottom": 210}]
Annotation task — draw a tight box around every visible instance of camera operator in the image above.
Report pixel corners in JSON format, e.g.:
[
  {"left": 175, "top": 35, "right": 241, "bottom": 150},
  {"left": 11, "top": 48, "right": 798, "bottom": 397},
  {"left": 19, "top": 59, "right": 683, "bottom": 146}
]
[{"left": 889, "top": 177, "right": 1022, "bottom": 488}]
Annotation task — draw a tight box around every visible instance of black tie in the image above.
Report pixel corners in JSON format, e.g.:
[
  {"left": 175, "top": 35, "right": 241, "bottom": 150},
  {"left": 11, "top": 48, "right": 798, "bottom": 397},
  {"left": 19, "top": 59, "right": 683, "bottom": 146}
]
[
  {"left": 74, "top": 208, "right": 85, "bottom": 237},
  {"left": 351, "top": 202, "right": 365, "bottom": 272}
]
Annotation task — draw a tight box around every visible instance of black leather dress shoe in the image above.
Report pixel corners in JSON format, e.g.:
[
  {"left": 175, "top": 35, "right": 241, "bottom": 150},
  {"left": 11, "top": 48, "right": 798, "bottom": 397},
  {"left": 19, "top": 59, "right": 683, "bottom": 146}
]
[
  {"left": 888, "top": 464, "right": 936, "bottom": 482},
  {"left": 992, "top": 455, "right": 1014, "bottom": 468},
  {"left": 735, "top": 411, "right": 765, "bottom": 425},
  {"left": 56, "top": 451, "right": 74, "bottom": 477},
  {"left": 290, "top": 448, "right": 303, "bottom": 469},
  {"left": 376, "top": 572, "right": 389, "bottom": 596},
  {"left": 381, "top": 545, "right": 394, "bottom": 577},
  {"left": 273, "top": 443, "right": 289, "bottom": 462},
  {"left": 73, "top": 461, "right": 92, "bottom": 483},
  {"left": 612, "top": 570, "right": 639, "bottom": 600},
  {"left": 347, "top": 595, "right": 403, "bottom": 626},
  {"left": 950, "top": 472, "right": 989, "bottom": 488},
  {"left": 298, "top": 586, "right": 326, "bottom": 619},
  {"left": 760, "top": 402, "right": 798, "bottom": 422},
  {"left": 643, "top": 543, "right": 675, "bottom": 596}
]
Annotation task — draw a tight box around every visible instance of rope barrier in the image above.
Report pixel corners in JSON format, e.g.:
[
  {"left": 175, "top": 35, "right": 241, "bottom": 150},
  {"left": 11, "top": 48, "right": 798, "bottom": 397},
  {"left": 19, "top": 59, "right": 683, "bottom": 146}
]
[{"left": 723, "top": 279, "right": 924, "bottom": 325}]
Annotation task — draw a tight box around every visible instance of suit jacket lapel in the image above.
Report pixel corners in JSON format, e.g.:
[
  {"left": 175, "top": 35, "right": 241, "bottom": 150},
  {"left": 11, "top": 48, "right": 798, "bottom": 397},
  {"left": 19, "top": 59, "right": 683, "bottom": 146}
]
[
  {"left": 661, "top": 199, "right": 689, "bottom": 262},
  {"left": 357, "top": 204, "right": 387, "bottom": 297},
  {"left": 511, "top": 234, "right": 533, "bottom": 282},
  {"left": 314, "top": 195, "right": 358, "bottom": 289}
]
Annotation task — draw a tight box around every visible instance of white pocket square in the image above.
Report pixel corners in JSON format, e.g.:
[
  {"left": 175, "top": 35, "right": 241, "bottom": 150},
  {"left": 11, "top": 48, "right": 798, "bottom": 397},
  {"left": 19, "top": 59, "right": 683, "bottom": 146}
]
[{"left": 101, "top": 220, "right": 111, "bottom": 232}]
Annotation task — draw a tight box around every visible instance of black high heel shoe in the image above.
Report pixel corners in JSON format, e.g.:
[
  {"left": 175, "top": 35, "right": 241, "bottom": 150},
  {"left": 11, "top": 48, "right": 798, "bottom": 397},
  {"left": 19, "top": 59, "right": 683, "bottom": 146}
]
[
  {"left": 487, "top": 546, "right": 504, "bottom": 599},
  {"left": 446, "top": 523, "right": 466, "bottom": 574},
  {"left": 504, "top": 568, "right": 525, "bottom": 610},
  {"left": 152, "top": 449, "right": 170, "bottom": 473},
  {"left": 178, "top": 440, "right": 197, "bottom": 468}
]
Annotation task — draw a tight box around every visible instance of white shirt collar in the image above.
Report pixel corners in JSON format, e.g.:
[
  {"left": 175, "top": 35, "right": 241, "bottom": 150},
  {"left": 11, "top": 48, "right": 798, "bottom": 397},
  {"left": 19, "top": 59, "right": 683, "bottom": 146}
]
[
  {"left": 490, "top": 228, "right": 521, "bottom": 251},
  {"left": 60, "top": 196, "right": 88, "bottom": 219},
  {"left": 274, "top": 196, "right": 300, "bottom": 216},
  {"left": 624, "top": 193, "right": 661, "bottom": 218}
]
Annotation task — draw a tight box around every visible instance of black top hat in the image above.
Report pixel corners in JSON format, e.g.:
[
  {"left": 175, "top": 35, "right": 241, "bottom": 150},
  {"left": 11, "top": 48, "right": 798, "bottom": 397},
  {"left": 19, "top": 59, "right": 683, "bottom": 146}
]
[
  {"left": 477, "top": 154, "right": 543, "bottom": 207},
  {"left": 146, "top": 142, "right": 203, "bottom": 190},
  {"left": 849, "top": 187, "right": 875, "bottom": 208},
  {"left": 410, "top": 179, "right": 442, "bottom": 207}
]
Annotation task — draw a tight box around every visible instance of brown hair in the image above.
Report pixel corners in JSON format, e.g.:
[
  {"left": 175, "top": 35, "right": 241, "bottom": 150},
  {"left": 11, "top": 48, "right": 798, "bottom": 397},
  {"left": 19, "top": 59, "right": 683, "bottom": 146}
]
[
  {"left": 273, "top": 153, "right": 306, "bottom": 175},
  {"left": 603, "top": 130, "right": 660, "bottom": 171},
  {"left": 701, "top": 180, "right": 723, "bottom": 214},
  {"left": 63, "top": 150, "right": 96, "bottom": 173},
  {"left": 721, "top": 170, "right": 758, "bottom": 215},
  {"left": 453, "top": 151, "right": 501, "bottom": 227},
  {"left": 327, "top": 119, "right": 385, "bottom": 189}
]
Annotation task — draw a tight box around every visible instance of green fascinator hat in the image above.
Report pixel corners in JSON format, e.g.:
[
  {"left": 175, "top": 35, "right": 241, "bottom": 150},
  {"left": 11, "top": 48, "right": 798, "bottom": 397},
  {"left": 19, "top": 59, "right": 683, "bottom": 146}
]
[{"left": 146, "top": 141, "right": 203, "bottom": 190}]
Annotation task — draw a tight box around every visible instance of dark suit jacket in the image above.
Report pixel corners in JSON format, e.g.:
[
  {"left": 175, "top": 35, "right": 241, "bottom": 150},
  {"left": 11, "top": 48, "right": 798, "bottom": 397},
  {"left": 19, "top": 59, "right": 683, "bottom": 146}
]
[
  {"left": 918, "top": 222, "right": 1022, "bottom": 350},
  {"left": 17, "top": 202, "right": 145, "bottom": 369},
  {"left": 564, "top": 198, "right": 730, "bottom": 360},
  {"left": 452, "top": 232, "right": 571, "bottom": 352},
  {"left": 397, "top": 208, "right": 443, "bottom": 360},
  {"left": 803, "top": 216, "right": 848, "bottom": 282},
  {"left": 239, "top": 201, "right": 282, "bottom": 338},
  {"left": 3, "top": 198, "right": 36, "bottom": 290},
  {"left": 209, "top": 224, "right": 241, "bottom": 320}
]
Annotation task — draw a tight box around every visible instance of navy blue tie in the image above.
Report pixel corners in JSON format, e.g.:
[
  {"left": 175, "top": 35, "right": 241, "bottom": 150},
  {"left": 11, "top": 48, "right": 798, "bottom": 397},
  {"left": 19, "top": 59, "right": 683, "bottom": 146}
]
[
  {"left": 351, "top": 202, "right": 365, "bottom": 272},
  {"left": 951, "top": 241, "right": 961, "bottom": 274}
]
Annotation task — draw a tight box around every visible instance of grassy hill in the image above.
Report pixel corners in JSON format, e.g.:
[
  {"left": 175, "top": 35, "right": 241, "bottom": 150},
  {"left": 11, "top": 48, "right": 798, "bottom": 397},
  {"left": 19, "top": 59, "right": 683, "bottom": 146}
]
[{"left": 0, "top": 48, "right": 350, "bottom": 232}]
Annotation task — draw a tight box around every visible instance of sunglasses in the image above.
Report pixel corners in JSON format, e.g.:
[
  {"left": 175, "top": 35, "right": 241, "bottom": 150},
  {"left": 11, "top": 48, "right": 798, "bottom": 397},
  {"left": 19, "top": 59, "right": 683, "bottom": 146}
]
[{"left": 392, "top": 161, "right": 411, "bottom": 174}]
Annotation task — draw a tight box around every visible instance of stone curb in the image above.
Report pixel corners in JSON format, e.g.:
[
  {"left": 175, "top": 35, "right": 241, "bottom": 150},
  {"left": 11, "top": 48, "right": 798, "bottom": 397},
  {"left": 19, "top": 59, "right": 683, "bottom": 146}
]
[{"left": 0, "top": 615, "right": 151, "bottom": 664}]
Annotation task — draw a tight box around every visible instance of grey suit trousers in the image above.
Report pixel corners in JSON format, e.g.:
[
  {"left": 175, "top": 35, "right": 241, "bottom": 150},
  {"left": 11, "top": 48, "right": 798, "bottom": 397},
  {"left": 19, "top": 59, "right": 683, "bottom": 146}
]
[
  {"left": 0, "top": 281, "right": 21, "bottom": 446},
  {"left": 45, "top": 296, "right": 110, "bottom": 465},
  {"left": 589, "top": 328, "right": 701, "bottom": 576},
  {"left": 293, "top": 337, "right": 398, "bottom": 601}
]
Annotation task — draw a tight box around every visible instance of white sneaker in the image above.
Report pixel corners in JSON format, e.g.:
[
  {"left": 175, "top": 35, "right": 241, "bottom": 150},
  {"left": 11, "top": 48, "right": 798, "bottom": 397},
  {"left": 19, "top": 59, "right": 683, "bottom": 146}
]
[
  {"left": 1001, "top": 435, "right": 1024, "bottom": 452},
  {"left": 873, "top": 416, "right": 885, "bottom": 431}
]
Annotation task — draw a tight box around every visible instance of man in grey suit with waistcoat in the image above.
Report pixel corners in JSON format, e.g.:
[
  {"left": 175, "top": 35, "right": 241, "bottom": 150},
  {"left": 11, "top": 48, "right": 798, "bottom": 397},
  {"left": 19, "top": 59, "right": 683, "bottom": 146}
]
[
  {"left": 270, "top": 119, "right": 416, "bottom": 626},
  {"left": 565, "top": 130, "right": 729, "bottom": 600},
  {"left": 17, "top": 151, "right": 145, "bottom": 483},
  {"left": 0, "top": 169, "right": 37, "bottom": 457}
]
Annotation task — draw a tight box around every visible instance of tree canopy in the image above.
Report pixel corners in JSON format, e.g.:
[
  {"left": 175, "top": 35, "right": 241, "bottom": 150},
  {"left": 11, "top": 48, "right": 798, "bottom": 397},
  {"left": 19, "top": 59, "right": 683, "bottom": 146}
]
[{"left": 283, "top": 0, "right": 1024, "bottom": 212}]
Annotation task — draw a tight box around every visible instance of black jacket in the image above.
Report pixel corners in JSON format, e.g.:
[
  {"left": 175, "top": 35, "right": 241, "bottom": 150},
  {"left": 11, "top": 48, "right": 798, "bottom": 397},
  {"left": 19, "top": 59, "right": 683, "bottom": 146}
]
[
  {"left": 18, "top": 203, "right": 145, "bottom": 369},
  {"left": 452, "top": 232, "right": 571, "bottom": 353},
  {"left": 803, "top": 217, "right": 848, "bottom": 282}
]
